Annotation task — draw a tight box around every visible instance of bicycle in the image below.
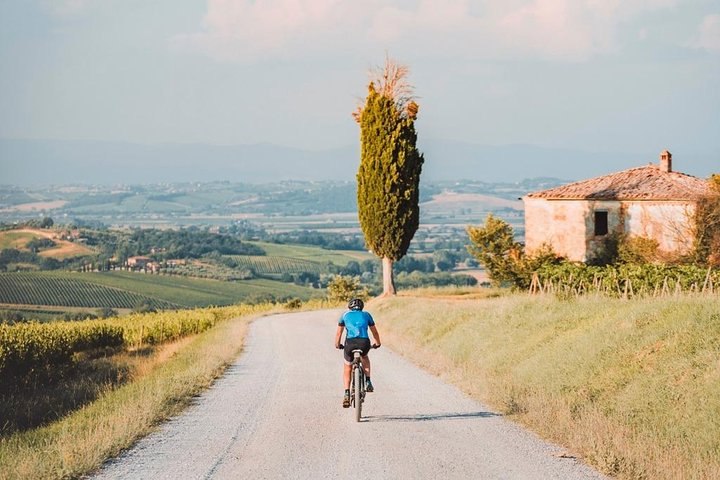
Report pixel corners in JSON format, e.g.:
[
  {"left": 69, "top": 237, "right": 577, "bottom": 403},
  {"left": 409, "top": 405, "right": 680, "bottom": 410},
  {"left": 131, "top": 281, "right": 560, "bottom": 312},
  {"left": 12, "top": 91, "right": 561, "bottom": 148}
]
[{"left": 339, "top": 344, "right": 379, "bottom": 422}]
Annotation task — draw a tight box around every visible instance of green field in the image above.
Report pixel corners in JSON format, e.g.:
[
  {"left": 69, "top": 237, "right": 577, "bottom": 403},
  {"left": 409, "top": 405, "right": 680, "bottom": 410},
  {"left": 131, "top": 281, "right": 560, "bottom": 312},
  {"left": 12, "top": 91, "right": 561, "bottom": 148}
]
[
  {"left": 0, "top": 271, "right": 319, "bottom": 311},
  {"left": 248, "top": 242, "right": 372, "bottom": 265},
  {"left": 0, "top": 231, "right": 39, "bottom": 250},
  {"left": 228, "top": 255, "right": 325, "bottom": 275},
  {"left": 0, "top": 272, "right": 176, "bottom": 310}
]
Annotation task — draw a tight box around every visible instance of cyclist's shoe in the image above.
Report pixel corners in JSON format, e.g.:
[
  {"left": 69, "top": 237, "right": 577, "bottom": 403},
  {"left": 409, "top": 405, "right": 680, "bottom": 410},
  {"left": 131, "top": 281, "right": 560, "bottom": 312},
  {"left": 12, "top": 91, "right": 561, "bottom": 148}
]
[
  {"left": 342, "top": 391, "right": 351, "bottom": 408},
  {"left": 366, "top": 379, "right": 374, "bottom": 393}
]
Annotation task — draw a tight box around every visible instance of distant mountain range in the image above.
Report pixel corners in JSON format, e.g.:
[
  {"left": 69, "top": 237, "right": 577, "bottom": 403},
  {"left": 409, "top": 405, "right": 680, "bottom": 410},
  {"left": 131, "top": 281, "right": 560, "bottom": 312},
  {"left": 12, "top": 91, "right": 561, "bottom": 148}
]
[{"left": 1, "top": 138, "right": 716, "bottom": 185}]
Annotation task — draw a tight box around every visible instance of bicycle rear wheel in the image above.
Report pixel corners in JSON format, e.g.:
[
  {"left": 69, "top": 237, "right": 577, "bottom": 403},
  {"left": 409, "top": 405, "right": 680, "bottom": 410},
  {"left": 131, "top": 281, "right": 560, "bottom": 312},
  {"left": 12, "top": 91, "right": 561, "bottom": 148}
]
[{"left": 354, "top": 366, "right": 362, "bottom": 422}]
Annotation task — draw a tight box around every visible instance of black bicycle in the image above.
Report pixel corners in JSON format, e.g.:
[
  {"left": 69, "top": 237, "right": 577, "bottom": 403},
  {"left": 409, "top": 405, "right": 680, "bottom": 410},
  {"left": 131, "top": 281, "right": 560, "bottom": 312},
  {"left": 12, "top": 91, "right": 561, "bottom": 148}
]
[
  {"left": 350, "top": 349, "right": 367, "bottom": 422},
  {"left": 339, "top": 344, "right": 379, "bottom": 422}
]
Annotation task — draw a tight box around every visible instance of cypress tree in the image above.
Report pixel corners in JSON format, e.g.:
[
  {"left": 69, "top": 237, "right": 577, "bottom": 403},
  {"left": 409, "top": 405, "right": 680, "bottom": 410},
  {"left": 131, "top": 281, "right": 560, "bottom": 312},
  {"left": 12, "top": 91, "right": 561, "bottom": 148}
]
[{"left": 355, "top": 59, "right": 424, "bottom": 296}]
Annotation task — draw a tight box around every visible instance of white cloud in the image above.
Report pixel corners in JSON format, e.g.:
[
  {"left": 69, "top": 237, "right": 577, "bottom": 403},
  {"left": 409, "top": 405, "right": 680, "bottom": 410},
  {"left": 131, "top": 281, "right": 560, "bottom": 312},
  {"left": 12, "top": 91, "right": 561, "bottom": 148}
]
[
  {"left": 172, "top": 0, "right": 689, "bottom": 62},
  {"left": 690, "top": 14, "right": 720, "bottom": 53}
]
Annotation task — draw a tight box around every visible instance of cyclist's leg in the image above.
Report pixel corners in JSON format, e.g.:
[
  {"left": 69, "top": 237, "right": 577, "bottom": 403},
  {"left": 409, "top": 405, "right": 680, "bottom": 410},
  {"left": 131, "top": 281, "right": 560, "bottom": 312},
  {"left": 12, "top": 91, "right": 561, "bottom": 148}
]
[
  {"left": 342, "top": 341, "right": 355, "bottom": 390},
  {"left": 343, "top": 363, "right": 352, "bottom": 389},
  {"left": 361, "top": 354, "right": 371, "bottom": 377}
]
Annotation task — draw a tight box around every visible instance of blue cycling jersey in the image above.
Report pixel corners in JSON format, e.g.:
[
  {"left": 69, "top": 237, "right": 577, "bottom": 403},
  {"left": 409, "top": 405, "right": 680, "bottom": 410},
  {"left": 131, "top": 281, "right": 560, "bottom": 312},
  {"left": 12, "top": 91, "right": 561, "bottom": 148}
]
[{"left": 339, "top": 310, "right": 375, "bottom": 339}]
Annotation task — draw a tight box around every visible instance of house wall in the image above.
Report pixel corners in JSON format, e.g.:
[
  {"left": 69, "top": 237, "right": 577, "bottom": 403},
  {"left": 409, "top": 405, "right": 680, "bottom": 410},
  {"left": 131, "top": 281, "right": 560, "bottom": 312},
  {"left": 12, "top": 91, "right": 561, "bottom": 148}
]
[
  {"left": 523, "top": 198, "right": 594, "bottom": 261},
  {"left": 623, "top": 202, "right": 695, "bottom": 254},
  {"left": 523, "top": 198, "right": 696, "bottom": 261}
]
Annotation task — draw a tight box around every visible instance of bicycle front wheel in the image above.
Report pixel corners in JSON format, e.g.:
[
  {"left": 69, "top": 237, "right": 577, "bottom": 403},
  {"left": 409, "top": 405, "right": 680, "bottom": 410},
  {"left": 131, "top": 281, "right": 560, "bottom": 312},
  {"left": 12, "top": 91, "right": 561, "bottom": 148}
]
[{"left": 354, "top": 366, "right": 362, "bottom": 422}]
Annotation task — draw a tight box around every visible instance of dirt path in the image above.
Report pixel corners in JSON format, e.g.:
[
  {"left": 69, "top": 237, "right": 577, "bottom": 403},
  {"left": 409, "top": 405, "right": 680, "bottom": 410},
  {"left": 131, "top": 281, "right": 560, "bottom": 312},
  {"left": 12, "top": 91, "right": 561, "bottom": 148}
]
[{"left": 93, "top": 310, "right": 605, "bottom": 479}]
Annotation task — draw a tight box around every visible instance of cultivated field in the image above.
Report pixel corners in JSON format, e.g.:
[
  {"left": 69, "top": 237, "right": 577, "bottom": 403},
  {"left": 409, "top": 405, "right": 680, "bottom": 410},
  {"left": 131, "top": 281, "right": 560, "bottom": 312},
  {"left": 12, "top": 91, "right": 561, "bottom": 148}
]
[
  {"left": 374, "top": 290, "right": 720, "bottom": 479},
  {"left": 0, "top": 271, "right": 318, "bottom": 311},
  {"left": 247, "top": 241, "right": 373, "bottom": 265},
  {"left": 0, "top": 272, "right": 176, "bottom": 310},
  {"left": 227, "top": 255, "right": 325, "bottom": 275}
]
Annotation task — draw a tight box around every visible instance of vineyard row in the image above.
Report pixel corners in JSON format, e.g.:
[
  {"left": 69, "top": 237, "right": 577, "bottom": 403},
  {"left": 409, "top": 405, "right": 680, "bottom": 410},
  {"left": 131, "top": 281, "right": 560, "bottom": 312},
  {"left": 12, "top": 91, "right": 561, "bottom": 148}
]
[
  {"left": 0, "top": 304, "right": 272, "bottom": 389},
  {"left": 0, "top": 273, "right": 176, "bottom": 309},
  {"left": 530, "top": 263, "right": 719, "bottom": 298},
  {"left": 228, "top": 255, "right": 325, "bottom": 274}
]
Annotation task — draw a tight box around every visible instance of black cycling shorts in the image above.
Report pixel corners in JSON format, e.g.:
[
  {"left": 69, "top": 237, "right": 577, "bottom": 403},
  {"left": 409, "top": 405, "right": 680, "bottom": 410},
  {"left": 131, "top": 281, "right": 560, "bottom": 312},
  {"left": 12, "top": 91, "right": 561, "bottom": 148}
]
[{"left": 343, "top": 337, "right": 371, "bottom": 363}]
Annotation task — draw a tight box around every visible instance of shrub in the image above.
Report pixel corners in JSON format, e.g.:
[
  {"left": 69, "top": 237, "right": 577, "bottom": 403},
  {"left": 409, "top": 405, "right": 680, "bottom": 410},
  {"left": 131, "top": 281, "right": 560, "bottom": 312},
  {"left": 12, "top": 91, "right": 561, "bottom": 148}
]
[
  {"left": 284, "top": 298, "right": 303, "bottom": 310},
  {"left": 618, "top": 236, "right": 662, "bottom": 264},
  {"left": 467, "top": 214, "right": 522, "bottom": 286},
  {"left": 588, "top": 232, "right": 623, "bottom": 266},
  {"left": 692, "top": 174, "right": 720, "bottom": 265},
  {"left": 96, "top": 307, "right": 119, "bottom": 319},
  {"left": 467, "top": 215, "right": 559, "bottom": 288},
  {"left": 395, "top": 272, "right": 478, "bottom": 289},
  {"left": 327, "top": 276, "right": 369, "bottom": 304}
]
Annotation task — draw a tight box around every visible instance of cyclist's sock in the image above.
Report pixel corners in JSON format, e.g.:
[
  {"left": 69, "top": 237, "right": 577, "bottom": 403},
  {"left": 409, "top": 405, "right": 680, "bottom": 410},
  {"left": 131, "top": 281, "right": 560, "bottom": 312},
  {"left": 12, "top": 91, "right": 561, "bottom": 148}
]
[{"left": 344, "top": 389, "right": 350, "bottom": 395}]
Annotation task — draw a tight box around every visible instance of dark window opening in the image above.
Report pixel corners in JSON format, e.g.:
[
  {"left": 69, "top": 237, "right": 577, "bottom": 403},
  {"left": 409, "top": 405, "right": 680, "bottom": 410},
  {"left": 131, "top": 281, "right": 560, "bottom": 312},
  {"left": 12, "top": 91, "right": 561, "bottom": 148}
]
[{"left": 594, "top": 211, "right": 608, "bottom": 236}]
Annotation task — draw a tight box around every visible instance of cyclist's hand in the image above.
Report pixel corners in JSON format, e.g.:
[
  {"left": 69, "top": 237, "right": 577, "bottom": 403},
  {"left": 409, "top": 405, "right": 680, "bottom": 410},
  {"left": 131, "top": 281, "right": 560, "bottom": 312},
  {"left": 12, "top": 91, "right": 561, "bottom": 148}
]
[
  {"left": 336, "top": 343, "right": 344, "bottom": 349},
  {"left": 371, "top": 343, "right": 381, "bottom": 349}
]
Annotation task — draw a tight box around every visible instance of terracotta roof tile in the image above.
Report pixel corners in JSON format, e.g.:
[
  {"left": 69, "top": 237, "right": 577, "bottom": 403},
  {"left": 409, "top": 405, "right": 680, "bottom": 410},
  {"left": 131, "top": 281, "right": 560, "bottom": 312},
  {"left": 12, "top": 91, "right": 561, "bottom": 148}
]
[{"left": 526, "top": 164, "right": 711, "bottom": 200}]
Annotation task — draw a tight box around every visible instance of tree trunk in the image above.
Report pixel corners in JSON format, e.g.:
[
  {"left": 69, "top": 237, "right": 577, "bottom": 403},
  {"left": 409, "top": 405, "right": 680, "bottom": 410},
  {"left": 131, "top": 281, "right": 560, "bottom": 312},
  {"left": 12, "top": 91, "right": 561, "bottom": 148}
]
[{"left": 381, "top": 256, "right": 396, "bottom": 296}]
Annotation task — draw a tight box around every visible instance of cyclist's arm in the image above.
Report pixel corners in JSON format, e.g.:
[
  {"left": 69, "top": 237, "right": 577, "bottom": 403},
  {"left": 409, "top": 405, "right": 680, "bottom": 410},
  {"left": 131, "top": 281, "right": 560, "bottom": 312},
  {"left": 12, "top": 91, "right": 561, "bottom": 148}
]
[
  {"left": 369, "top": 325, "right": 381, "bottom": 346},
  {"left": 334, "top": 325, "right": 344, "bottom": 348}
]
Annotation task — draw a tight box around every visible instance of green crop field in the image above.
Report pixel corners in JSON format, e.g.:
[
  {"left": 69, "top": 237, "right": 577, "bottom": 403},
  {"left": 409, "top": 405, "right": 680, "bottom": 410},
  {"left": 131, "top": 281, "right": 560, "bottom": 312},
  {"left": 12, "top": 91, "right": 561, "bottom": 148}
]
[
  {"left": 0, "top": 271, "right": 319, "bottom": 310},
  {"left": 227, "top": 255, "right": 325, "bottom": 275},
  {"left": 247, "top": 242, "right": 372, "bottom": 265},
  {"left": 76, "top": 272, "right": 319, "bottom": 306},
  {"left": 0, "top": 231, "right": 39, "bottom": 250},
  {"left": 0, "top": 272, "right": 176, "bottom": 310}
]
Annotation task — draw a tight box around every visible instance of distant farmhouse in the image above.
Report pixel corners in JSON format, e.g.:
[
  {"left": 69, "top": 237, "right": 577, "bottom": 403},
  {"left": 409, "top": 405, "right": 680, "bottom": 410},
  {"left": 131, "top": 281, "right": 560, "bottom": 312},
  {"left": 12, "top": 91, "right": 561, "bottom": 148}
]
[
  {"left": 126, "top": 256, "right": 158, "bottom": 271},
  {"left": 522, "top": 150, "right": 712, "bottom": 262}
]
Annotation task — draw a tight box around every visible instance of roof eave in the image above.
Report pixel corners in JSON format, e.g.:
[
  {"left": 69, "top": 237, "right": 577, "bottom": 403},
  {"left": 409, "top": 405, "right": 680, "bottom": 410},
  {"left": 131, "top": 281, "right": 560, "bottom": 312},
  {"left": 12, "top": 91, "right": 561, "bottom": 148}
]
[{"left": 525, "top": 196, "right": 703, "bottom": 202}]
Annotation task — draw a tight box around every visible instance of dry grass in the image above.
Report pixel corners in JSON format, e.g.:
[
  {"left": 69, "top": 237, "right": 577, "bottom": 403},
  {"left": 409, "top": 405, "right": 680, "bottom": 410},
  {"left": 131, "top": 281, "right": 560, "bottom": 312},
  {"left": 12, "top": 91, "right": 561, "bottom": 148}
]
[
  {"left": 398, "top": 285, "right": 507, "bottom": 300},
  {"left": 371, "top": 292, "right": 720, "bottom": 479},
  {"left": 37, "top": 241, "right": 95, "bottom": 259},
  {"left": 0, "top": 305, "right": 277, "bottom": 480},
  {"left": 0, "top": 228, "right": 94, "bottom": 259}
]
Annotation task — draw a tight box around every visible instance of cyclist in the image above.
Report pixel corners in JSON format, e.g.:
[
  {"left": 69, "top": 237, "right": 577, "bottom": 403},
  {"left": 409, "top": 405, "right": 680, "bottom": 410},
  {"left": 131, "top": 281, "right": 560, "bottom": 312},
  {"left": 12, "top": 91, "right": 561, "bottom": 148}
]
[{"left": 334, "top": 298, "right": 381, "bottom": 408}]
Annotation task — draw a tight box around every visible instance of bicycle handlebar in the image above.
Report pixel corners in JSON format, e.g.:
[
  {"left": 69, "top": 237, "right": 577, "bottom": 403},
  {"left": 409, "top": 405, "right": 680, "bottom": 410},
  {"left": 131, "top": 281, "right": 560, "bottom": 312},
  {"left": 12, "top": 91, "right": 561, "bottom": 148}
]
[{"left": 336, "top": 344, "right": 380, "bottom": 349}]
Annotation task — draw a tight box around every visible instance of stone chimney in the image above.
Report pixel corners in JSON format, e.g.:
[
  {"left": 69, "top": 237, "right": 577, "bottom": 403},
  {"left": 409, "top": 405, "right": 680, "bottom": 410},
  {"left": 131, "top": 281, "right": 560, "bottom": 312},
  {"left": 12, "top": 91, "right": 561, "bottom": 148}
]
[{"left": 659, "top": 149, "right": 672, "bottom": 173}]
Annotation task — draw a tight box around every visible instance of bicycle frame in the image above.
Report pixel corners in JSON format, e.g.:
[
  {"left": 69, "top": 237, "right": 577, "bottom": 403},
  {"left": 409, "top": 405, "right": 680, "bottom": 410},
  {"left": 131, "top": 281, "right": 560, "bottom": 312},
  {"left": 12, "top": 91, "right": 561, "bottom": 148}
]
[{"left": 350, "top": 350, "right": 366, "bottom": 422}]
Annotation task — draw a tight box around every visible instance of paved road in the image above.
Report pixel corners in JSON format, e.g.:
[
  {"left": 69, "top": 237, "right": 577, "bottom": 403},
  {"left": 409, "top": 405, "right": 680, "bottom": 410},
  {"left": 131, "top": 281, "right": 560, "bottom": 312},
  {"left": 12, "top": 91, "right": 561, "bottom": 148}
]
[{"left": 94, "top": 310, "right": 605, "bottom": 480}]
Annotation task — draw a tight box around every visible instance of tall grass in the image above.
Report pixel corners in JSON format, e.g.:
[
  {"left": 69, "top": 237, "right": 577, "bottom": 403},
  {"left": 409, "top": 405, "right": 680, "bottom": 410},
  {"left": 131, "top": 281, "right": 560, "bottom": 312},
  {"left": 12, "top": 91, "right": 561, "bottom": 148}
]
[
  {"left": 373, "top": 292, "right": 720, "bottom": 479},
  {"left": 0, "top": 304, "right": 276, "bottom": 480}
]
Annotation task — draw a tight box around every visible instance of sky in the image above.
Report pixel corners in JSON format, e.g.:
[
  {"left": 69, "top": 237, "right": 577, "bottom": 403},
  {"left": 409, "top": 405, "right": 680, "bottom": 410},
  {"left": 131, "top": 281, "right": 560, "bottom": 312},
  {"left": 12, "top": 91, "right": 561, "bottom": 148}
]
[{"left": 0, "top": 0, "right": 718, "bottom": 175}]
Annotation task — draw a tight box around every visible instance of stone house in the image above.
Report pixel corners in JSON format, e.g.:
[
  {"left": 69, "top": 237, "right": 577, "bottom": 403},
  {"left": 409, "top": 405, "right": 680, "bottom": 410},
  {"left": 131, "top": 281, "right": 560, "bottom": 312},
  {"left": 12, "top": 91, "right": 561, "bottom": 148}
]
[
  {"left": 127, "top": 256, "right": 158, "bottom": 271},
  {"left": 127, "top": 256, "right": 152, "bottom": 267},
  {"left": 522, "top": 151, "right": 711, "bottom": 262}
]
